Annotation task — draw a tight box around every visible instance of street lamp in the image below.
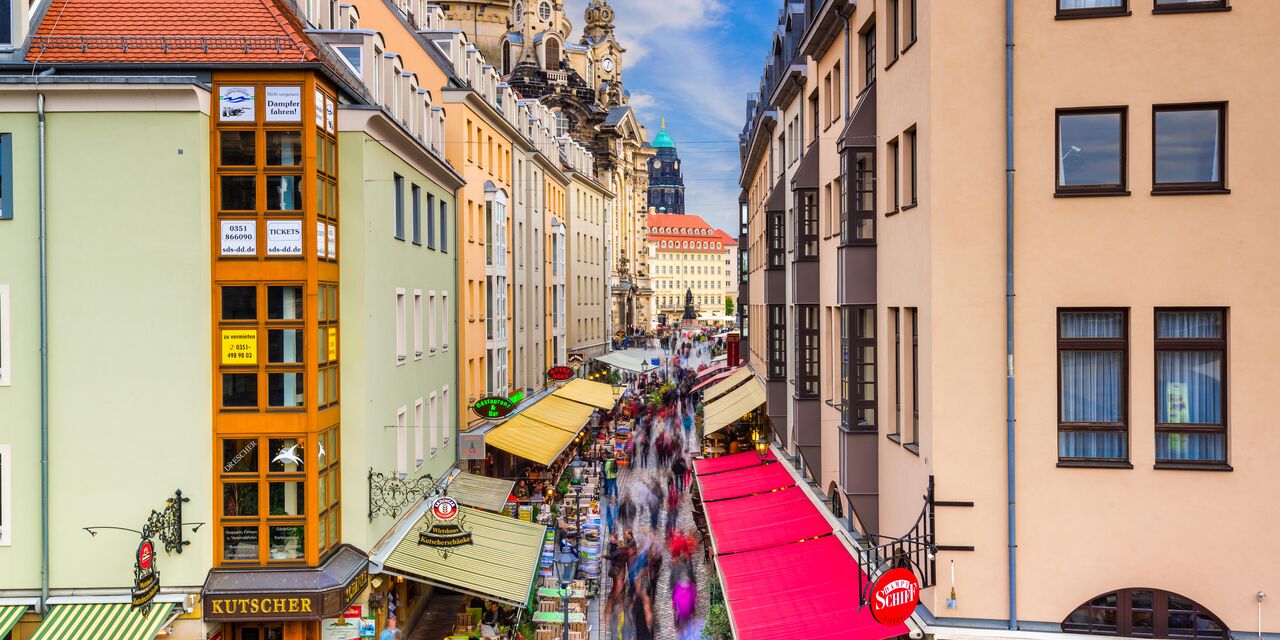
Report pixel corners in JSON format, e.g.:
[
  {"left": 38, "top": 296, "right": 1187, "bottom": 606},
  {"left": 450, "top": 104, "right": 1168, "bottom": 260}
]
[
  {"left": 553, "top": 550, "right": 579, "bottom": 640},
  {"left": 753, "top": 428, "right": 769, "bottom": 460}
]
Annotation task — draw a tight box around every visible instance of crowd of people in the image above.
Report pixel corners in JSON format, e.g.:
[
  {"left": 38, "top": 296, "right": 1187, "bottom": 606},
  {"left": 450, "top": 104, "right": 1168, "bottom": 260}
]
[{"left": 600, "top": 336, "right": 711, "bottom": 640}]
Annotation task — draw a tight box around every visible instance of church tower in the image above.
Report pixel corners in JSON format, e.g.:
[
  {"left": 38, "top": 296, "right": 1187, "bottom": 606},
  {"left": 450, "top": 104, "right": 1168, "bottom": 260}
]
[
  {"left": 583, "top": 0, "right": 626, "bottom": 108},
  {"left": 648, "top": 120, "right": 686, "bottom": 214}
]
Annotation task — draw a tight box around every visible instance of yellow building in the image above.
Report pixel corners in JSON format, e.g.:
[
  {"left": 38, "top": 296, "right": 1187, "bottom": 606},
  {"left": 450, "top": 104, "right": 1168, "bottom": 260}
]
[{"left": 647, "top": 212, "right": 738, "bottom": 323}]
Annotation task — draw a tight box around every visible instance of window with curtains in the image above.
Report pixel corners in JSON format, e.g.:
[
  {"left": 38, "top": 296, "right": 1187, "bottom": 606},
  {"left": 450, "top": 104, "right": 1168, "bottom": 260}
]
[
  {"left": 795, "top": 191, "right": 819, "bottom": 260},
  {"left": 1057, "top": 0, "right": 1129, "bottom": 18},
  {"left": 1154, "top": 0, "right": 1228, "bottom": 12},
  {"left": 768, "top": 304, "right": 787, "bottom": 380},
  {"left": 1154, "top": 309, "right": 1227, "bottom": 466},
  {"left": 795, "top": 305, "right": 820, "bottom": 398},
  {"left": 1058, "top": 310, "right": 1128, "bottom": 464}
]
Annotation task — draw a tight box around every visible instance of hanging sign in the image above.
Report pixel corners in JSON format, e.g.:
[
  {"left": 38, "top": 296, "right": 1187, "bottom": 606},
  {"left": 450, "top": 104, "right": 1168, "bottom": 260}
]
[
  {"left": 870, "top": 568, "right": 920, "bottom": 626},
  {"left": 131, "top": 538, "right": 160, "bottom": 615},
  {"left": 547, "top": 365, "right": 574, "bottom": 381},
  {"left": 327, "top": 328, "right": 338, "bottom": 361},
  {"left": 459, "top": 434, "right": 486, "bottom": 460},
  {"left": 220, "top": 220, "right": 257, "bottom": 256},
  {"left": 219, "top": 86, "right": 255, "bottom": 122},
  {"left": 266, "top": 220, "right": 304, "bottom": 256},
  {"left": 417, "top": 497, "right": 473, "bottom": 549},
  {"left": 471, "top": 396, "right": 516, "bottom": 419},
  {"left": 221, "top": 330, "right": 258, "bottom": 365},
  {"left": 265, "top": 86, "right": 303, "bottom": 122}
]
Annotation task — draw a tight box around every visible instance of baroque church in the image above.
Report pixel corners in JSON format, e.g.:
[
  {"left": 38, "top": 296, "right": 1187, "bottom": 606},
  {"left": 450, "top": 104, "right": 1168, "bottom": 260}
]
[{"left": 647, "top": 120, "right": 686, "bottom": 213}]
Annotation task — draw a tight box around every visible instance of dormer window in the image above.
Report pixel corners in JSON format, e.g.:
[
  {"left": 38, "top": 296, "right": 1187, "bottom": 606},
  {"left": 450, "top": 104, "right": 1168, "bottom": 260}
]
[{"left": 335, "top": 45, "right": 362, "bottom": 75}]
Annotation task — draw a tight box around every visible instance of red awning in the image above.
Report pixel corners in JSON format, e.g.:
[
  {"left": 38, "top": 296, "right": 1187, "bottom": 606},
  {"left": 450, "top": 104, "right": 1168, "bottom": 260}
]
[
  {"left": 717, "top": 535, "right": 907, "bottom": 640},
  {"left": 691, "top": 368, "right": 738, "bottom": 393},
  {"left": 696, "top": 363, "right": 731, "bottom": 380},
  {"left": 703, "top": 486, "right": 832, "bottom": 555},
  {"left": 693, "top": 450, "right": 775, "bottom": 476},
  {"left": 698, "top": 461, "right": 795, "bottom": 502}
]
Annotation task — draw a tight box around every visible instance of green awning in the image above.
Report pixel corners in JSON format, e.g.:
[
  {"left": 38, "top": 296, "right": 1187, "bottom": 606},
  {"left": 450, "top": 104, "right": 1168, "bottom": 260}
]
[
  {"left": 31, "top": 603, "right": 174, "bottom": 640},
  {"left": 0, "top": 605, "right": 28, "bottom": 638},
  {"left": 379, "top": 506, "right": 547, "bottom": 607}
]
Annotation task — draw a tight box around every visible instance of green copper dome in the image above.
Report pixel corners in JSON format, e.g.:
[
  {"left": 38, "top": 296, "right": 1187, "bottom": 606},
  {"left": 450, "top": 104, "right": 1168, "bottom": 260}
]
[{"left": 653, "top": 120, "right": 676, "bottom": 148}]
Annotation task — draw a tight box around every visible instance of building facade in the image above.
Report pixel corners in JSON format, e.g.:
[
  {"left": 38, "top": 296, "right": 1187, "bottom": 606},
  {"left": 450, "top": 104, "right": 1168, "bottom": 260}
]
[
  {"left": 647, "top": 213, "right": 737, "bottom": 324},
  {"left": 741, "top": 1, "right": 1280, "bottom": 639},
  {"left": 647, "top": 122, "right": 686, "bottom": 214}
]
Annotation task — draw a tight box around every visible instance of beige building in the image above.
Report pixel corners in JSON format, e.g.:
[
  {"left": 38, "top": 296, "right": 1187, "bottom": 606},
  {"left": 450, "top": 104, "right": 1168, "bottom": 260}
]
[
  {"left": 741, "top": 0, "right": 1279, "bottom": 638},
  {"left": 564, "top": 143, "right": 614, "bottom": 359},
  {"left": 647, "top": 212, "right": 737, "bottom": 324}
]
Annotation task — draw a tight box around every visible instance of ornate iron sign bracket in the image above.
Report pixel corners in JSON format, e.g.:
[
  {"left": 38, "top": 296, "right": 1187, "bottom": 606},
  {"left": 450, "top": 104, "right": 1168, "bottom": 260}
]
[
  {"left": 84, "top": 489, "right": 201, "bottom": 555},
  {"left": 857, "top": 476, "right": 938, "bottom": 608},
  {"left": 368, "top": 469, "right": 437, "bottom": 521}
]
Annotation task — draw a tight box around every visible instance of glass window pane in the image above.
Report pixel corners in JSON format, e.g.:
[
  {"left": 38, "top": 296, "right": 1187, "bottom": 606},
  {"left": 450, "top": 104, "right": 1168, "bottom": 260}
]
[
  {"left": 1060, "top": 0, "right": 1123, "bottom": 7},
  {"left": 1059, "top": 430, "right": 1127, "bottom": 460},
  {"left": 267, "top": 286, "right": 304, "bottom": 320},
  {"left": 317, "top": 328, "right": 328, "bottom": 363},
  {"left": 268, "top": 438, "right": 304, "bottom": 472},
  {"left": 222, "top": 482, "right": 258, "bottom": 517},
  {"left": 269, "top": 480, "right": 305, "bottom": 516},
  {"left": 1155, "top": 108, "right": 1221, "bottom": 184},
  {"left": 222, "top": 438, "right": 259, "bottom": 473},
  {"left": 327, "top": 287, "right": 338, "bottom": 319},
  {"left": 1156, "top": 431, "right": 1225, "bottom": 462},
  {"left": 268, "top": 329, "right": 304, "bottom": 364},
  {"left": 222, "top": 373, "right": 258, "bottom": 407},
  {"left": 223, "top": 526, "right": 259, "bottom": 561},
  {"left": 328, "top": 509, "right": 339, "bottom": 542},
  {"left": 220, "top": 131, "right": 256, "bottom": 166},
  {"left": 1058, "top": 112, "right": 1122, "bottom": 187},
  {"left": 317, "top": 472, "right": 328, "bottom": 511},
  {"left": 1157, "top": 351, "right": 1221, "bottom": 424},
  {"left": 268, "top": 525, "right": 305, "bottom": 561},
  {"left": 221, "top": 286, "right": 257, "bottom": 320},
  {"left": 327, "top": 367, "right": 338, "bottom": 401},
  {"left": 317, "top": 367, "right": 328, "bottom": 406},
  {"left": 266, "top": 175, "right": 302, "bottom": 211},
  {"left": 221, "top": 175, "right": 256, "bottom": 211},
  {"left": 1061, "top": 351, "right": 1122, "bottom": 423},
  {"left": 316, "top": 176, "right": 326, "bottom": 216},
  {"left": 266, "top": 131, "right": 302, "bottom": 166},
  {"left": 1060, "top": 311, "right": 1124, "bottom": 339},
  {"left": 1156, "top": 310, "right": 1222, "bottom": 339}
]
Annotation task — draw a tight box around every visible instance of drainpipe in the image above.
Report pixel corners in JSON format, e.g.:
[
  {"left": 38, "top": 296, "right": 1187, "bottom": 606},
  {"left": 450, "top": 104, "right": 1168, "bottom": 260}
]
[
  {"left": 37, "top": 92, "right": 50, "bottom": 612},
  {"left": 453, "top": 184, "right": 462, "bottom": 465},
  {"left": 1003, "top": 0, "right": 1018, "bottom": 631}
]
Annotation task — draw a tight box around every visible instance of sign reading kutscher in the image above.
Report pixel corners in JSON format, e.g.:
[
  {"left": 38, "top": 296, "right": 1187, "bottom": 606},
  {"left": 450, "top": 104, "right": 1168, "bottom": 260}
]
[{"left": 870, "top": 567, "right": 920, "bottom": 626}]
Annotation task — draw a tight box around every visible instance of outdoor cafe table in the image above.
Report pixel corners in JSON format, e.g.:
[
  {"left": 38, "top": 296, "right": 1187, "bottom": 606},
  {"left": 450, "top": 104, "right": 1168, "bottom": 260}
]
[
  {"left": 532, "top": 611, "right": 587, "bottom": 624},
  {"left": 537, "top": 587, "right": 586, "bottom": 599}
]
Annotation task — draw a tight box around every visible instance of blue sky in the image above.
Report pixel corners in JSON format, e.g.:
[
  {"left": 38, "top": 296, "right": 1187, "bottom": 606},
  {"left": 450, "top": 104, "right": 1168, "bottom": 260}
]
[{"left": 563, "top": 0, "right": 780, "bottom": 234}]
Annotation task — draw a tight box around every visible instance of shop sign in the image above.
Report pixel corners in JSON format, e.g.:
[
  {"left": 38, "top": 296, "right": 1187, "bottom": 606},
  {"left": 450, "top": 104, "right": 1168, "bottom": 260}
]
[
  {"left": 221, "top": 329, "right": 257, "bottom": 365},
  {"left": 321, "top": 616, "right": 360, "bottom": 640},
  {"left": 219, "top": 86, "right": 255, "bottom": 122},
  {"left": 325, "top": 97, "right": 336, "bottom": 133},
  {"left": 220, "top": 220, "right": 256, "bottom": 256},
  {"left": 471, "top": 396, "right": 516, "bottom": 419},
  {"left": 315, "top": 89, "right": 326, "bottom": 128},
  {"left": 266, "top": 220, "right": 304, "bottom": 256},
  {"left": 870, "top": 568, "right": 920, "bottom": 626},
  {"left": 206, "top": 594, "right": 320, "bottom": 618},
  {"left": 341, "top": 567, "right": 369, "bottom": 609},
  {"left": 459, "top": 434, "right": 486, "bottom": 460},
  {"left": 547, "top": 365, "right": 574, "bottom": 381},
  {"left": 359, "top": 619, "right": 376, "bottom": 638},
  {"left": 265, "top": 86, "right": 303, "bottom": 122},
  {"left": 726, "top": 331, "right": 740, "bottom": 366},
  {"left": 131, "top": 537, "right": 160, "bottom": 615},
  {"left": 417, "top": 497, "right": 473, "bottom": 551},
  {"left": 568, "top": 352, "right": 585, "bottom": 366}
]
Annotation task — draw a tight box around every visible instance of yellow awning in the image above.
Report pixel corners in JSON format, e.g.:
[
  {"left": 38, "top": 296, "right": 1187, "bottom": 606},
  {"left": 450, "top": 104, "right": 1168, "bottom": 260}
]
[
  {"left": 31, "top": 603, "right": 175, "bottom": 640},
  {"left": 485, "top": 415, "right": 577, "bottom": 466},
  {"left": 703, "top": 375, "right": 766, "bottom": 436},
  {"left": 702, "top": 368, "right": 753, "bottom": 403},
  {"left": 552, "top": 379, "right": 618, "bottom": 410},
  {"left": 381, "top": 507, "right": 547, "bottom": 607},
  {"left": 0, "top": 605, "right": 27, "bottom": 639},
  {"left": 520, "top": 395, "right": 594, "bottom": 433}
]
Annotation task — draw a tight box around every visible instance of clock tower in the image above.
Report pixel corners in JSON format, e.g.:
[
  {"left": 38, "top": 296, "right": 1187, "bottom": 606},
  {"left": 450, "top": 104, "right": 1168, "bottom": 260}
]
[{"left": 583, "top": 0, "right": 624, "bottom": 104}]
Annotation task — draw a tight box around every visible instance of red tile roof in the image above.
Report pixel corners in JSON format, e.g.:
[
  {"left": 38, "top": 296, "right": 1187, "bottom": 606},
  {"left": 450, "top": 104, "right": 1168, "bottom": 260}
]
[
  {"left": 647, "top": 212, "right": 738, "bottom": 249},
  {"left": 25, "top": 0, "right": 320, "bottom": 63}
]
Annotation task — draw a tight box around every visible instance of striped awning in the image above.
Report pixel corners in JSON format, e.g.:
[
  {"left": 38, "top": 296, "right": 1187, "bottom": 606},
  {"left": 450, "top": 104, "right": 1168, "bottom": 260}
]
[
  {"left": 31, "top": 603, "right": 175, "bottom": 640},
  {"left": 701, "top": 368, "right": 753, "bottom": 403},
  {"left": 703, "top": 375, "right": 767, "bottom": 436},
  {"left": 446, "top": 471, "right": 515, "bottom": 512},
  {"left": 0, "top": 605, "right": 28, "bottom": 638}
]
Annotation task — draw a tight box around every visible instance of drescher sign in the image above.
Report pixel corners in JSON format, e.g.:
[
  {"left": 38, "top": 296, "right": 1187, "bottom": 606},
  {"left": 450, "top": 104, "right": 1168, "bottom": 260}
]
[{"left": 870, "top": 567, "right": 920, "bottom": 626}]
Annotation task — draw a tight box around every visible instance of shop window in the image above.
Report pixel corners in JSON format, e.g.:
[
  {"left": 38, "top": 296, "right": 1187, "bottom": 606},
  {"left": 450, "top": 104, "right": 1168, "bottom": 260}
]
[
  {"left": 219, "top": 436, "right": 309, "bottom": 563},
  {"left": 1062, "top": 588, "right": 1227, "bottom": 639}
]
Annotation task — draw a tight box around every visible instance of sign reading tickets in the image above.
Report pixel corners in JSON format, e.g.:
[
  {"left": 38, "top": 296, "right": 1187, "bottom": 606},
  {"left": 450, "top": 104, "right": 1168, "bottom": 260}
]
[
  {"left": 219, "top": 86, "right": 255, "bottom": 122},
  {"left": 266, "top": 220, "right": 303, "bottom": 256},
  {"left": 265, "top": 86, "right": 303, "bottom": 122},
  {"left": 870, "top": 567, "right": 920, "bottom": 626},
  {"left": 418, "top": 497, "right": 473, "bottom": 549},
  {"left": 220, "top": 220, "right": 256, "bottom": 256},
  {"left": 222, "top": 330, "right": 258, "bottom": 365}
]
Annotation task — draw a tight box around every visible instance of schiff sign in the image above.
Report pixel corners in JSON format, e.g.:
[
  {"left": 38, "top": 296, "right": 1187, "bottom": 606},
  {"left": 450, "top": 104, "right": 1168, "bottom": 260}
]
[
  {"left": 870, "top": 568, "right": 920, "bottom": 626},
  {"left": 471, "top": 396, "right": 516, "bottom": 419}
]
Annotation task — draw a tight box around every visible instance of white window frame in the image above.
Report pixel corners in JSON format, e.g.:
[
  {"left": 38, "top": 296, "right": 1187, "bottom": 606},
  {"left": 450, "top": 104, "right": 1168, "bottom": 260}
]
[
  {"left": 396, "top": 406, "right": 408, "bottom": 478},
  {"left": 442, "top": 386, "right": 450, "bottom": 443},
  {"left": 395, "top": 288, "right": 407, "bottom": 364},
  {"left": 413, "top": 290, "right": 423, "bottom": 359},
  {"left": 0, "top": 444, "right": 10, "bottom": 545},
  {"left": 0, "top": 285, "right": 9, "bottom": 386},
  {"left": 441, "top": 292, "right": 449, "bottom": 350},
  {"left": 414, "top": 399, "right": 424, "bottom": 470},
  {"left": 429, "top": 392, "right": 440, "bottom": 457},
  {"left": 428, "top": 291, "right": 438, "bottom": 354}
]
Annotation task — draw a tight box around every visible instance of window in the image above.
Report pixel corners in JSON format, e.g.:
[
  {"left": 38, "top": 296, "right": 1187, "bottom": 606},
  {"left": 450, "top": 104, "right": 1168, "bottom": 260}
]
[
  {"left": 335, "top": 45, "right": 362, "bottom": 74},
  {"left": 219, "top": 284, "right": 307, "bottom": 410},
  {"left": 795, "top": 305, "right": 819, "bottom": 398},
  {"left": 440, "top": 200, "right": 449, "bottom": 253},
  {"left": 413, "top": 291, "right": 423, "bottom": 358},
  {"left": 887, "top": 0, "right": 899, "bottom": 64},
  {"left": 539, "top": 1, "right": 551, "bottom": 20},
  {"left": 842, "top": 306, "right": 875, "bottom": 430},
  {"left": 414, "top": 400, "right": 424, "bottom": 469},
  {"left": 0, "top": 444, "right": 10, "bottom": 545},
  {"left": 844, "top": 150, "right": 876, "bottom": 244},
  {"left": 862, "top": 22, "right": 876, "bottom": 88},
  {"left": 442, "top": 386, "right": 451, "bottom": 443},
  {"left": 890, "top": 308, "right": 900, "bottom": 440},
  {"left": 795, "top": 191, "right": 819, "bottom": 259},
  {"left": 427, "top": 292, "right": 437, "bottom": 353},
  {"left": 766, "top": 210, "right": 785, "bottom": 269},
  {"left": 1057, "top": 107, "right": 1127, "bottom": 195},
  {"left": 908, "top": 308, "right": 919, "bottom": 449},
  {"left": 904, "top": 127, "right": 918, "bottom": 207},
  {"left": 831, "top": 63, "right": 842, "bottom": 123},
  {"left": 0, "top": 133, "right": 12, "bottom": 219},
  {"left": 393, "top": 174, "right": 405, "bottom": 239},
  {"left": 1057, "top": 0, "right": 1129, "bottom": 18},
  {"left": 441, "top": 292, "right": 449, "bottom": 349},
  {"left": 1155, "top": 309, "right": 1227, "bottom": 466},
  {"left": 768, "top": 304, "right": 787, "bottom": 380},
  {"left": 0, "top": 1, "right": 11, "bottom": 47},
  {"left": 904, "top": 0, "right": 917, "bottom": 47},
  {"left": 1153, "top": 0, "right": 1228, "bottom": 12},
  {"left": 396, "top": 407, "right": 408, "bottom": 477},
  {"left": 411, "top": 184, "right": 421, "bottom": 244},
  {"left": 395, "top": 289, "right": 406, "bottom": 363},
  {"left": 1058, "top": 309, "right": 1128, "bottom": 464},
  {"left": 317, "top": 283, "right": 339, "bottom": 409},
  {"left": 810, "top": 91, "right": 820, "bottom": 141},
  {"left": 429, "top": 392, "right": 439, "bottom": 456},
  {"left": 1063, "top": 588, "right": 1228, "bottom": 639},
  {"left": 1153, "top": 103, "right": 1226, "bottom": 193},
  {"left": 887, "top": 138, "right": 900, "bottom": 213},
  {"left": 0, "top": 284, "right": 8, "bottom": 386},
  {"left": 219, "top": 435, "right": 314, "bottom": 563},
  {"left": 425, "top": 193, "right": 436, "bottom": 249}
]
